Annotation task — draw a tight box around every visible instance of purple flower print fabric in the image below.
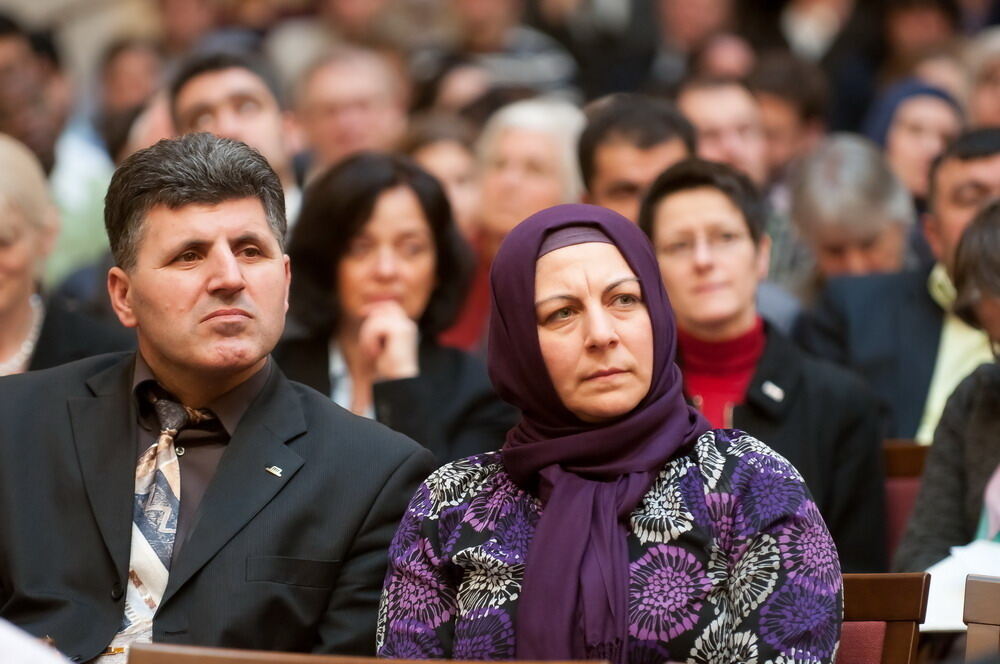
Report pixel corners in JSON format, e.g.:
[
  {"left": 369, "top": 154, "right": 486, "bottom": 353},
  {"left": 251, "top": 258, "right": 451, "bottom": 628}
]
[{"left": 377, "top": 430, "right": 843, "bottom": 663}]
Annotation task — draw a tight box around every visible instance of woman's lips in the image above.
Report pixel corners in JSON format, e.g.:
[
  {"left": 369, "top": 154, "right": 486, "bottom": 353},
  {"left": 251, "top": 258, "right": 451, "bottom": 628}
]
[{"left": 584, "top": 368, "right": 626, "bottom": 381}]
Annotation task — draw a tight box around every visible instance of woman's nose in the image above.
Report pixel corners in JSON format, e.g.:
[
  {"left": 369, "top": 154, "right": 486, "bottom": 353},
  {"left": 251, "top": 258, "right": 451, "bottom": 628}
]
[
  {"left": 373, "top": 247, "right": 400, "bottom": 278},
  {"left": 585, "top": 309, "right": 619, "bottom": 349}
]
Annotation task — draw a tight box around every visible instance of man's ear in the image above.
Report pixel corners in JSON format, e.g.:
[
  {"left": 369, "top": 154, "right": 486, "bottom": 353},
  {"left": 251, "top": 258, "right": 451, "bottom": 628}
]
[
  {"left": 282, "top": 254, "right": 291, "bottom": 314},
  {"left": 923, "top": 211, "right": 944, "bottom": 262},
  {"left": 107, "top": 266, "right": 138, "bottom": 328}
]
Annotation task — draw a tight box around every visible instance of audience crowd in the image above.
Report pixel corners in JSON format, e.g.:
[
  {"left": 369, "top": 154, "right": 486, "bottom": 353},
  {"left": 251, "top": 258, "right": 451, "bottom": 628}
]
[{"left": 3, "top": 0, "right": 1000, "bottom": 661}]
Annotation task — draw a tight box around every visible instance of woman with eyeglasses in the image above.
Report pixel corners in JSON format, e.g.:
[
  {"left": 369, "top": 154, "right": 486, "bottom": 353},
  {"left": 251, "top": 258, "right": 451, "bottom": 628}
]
[{"left": 638, "top": 158, "right": 885, "bottom": 573}]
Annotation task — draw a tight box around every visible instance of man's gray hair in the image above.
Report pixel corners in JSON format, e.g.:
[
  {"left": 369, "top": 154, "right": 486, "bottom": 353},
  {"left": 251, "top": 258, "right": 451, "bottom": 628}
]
[
  {"left": 791, "top": 133, "right": 914, "bottom": 240},
  {"left": 104, "top": 133, "right": 286, "bottom": 271}
]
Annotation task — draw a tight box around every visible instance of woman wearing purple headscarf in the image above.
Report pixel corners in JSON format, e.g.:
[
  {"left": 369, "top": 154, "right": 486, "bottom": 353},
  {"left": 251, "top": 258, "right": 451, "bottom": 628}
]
[{"left": 376, "top": 204, "right": 842, "bottom": 663}]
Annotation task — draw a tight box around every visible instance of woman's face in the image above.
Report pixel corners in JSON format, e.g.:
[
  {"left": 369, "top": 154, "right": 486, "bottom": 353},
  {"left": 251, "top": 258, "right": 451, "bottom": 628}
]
[
  {"left": 412, "top": 139, "right": 480, "bottom": 242},
  {"left": 652, "top": 187, "right": 768, "bottom": 341},
  {"left": 479, "top": 128, "right": 567, "bottom": 245},
  {"left": 886, "top": 95, "right": 961, "bottom": 198},
  {"left": 535, "top": 242, "right": 654, "bottom": 423},
  {"left": 0, "top": 207, "right": 46, "bottom": 319},
  {"left": 337, "top": 186, "right": 437, "bottom": 329}
]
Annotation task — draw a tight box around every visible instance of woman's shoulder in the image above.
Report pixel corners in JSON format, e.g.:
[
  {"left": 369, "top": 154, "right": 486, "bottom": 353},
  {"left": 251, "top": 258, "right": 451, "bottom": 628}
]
[
  {"left": 409, "top": 451, "right": 521, "bottom": 520},
  {"left": 671, "top": 428, "right": 805, "bottom": 486}
]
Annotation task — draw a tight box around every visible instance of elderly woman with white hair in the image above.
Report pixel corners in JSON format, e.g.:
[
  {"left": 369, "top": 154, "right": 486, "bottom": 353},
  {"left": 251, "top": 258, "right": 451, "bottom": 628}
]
[
  {"left": 0, "top": 133, "right": 132, "bottom": 377},
  {"left": 790, "top": 133, "right": 917, "bottom": 302},
  {"left": 440, "top": 97, "right": 585, "bottom": 350}
]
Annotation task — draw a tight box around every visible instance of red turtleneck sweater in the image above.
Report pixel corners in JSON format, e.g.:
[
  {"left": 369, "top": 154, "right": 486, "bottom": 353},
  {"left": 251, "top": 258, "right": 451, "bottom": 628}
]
[{"left": 676, "top": 316, "right": 766, "bottom": 429}]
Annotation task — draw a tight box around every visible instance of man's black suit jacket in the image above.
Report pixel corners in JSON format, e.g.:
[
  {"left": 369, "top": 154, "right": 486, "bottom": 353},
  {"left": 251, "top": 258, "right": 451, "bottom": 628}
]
[
  {"left": 795, "top": 265, "right": 943, "bottom": 439},
  {"left": 0, "top": 352, "right": 436, "bottom": 662}
]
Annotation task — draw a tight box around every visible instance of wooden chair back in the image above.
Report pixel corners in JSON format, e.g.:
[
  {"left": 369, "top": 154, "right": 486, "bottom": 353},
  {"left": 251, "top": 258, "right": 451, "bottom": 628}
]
[
  {"left": 128, "top": 643, "right": 603, "bottom": 664},
  {"left": 836, "top": 572, "right": 930, "bottom": 664},
  {"left": 883, "top": 439, "right": 929, "bottom": 560},
  {"left": 965, "top": 574, "right": 1000, "bottom": 663}
]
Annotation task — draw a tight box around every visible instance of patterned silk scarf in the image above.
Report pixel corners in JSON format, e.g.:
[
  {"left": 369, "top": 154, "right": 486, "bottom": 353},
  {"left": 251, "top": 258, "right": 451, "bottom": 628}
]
[{"left": 103, "top": 394, "right": 215, "bottom": 660}]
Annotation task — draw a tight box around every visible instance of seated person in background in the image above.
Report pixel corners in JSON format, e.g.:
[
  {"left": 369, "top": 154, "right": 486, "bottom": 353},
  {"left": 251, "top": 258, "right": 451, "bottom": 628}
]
[
  {"left": 863, "top": 79, "right": 963, "bottom": 214},
  {"left": 276, "top": 152, "right": 517, "bottom": 464},
  {"left": 862, "top": 79, "right": 964, "bottom": 263},
  {"left": 293, "top": 48, "right": 409, "bottom": 180},
  {"left": 746, "top": 50, "right": 829, "bottom": 210},
  {"left": 440, "top": 97, "right": 585, "bottom": 351},
  {"left": 0, "top": 134, "right": 435, "bottom": 661},
  {"left": 578, "top": 93, "right": 695, "bottom": 223},
  {"left": 639, "top": 158, "right": 885, "bottom": 572},
  {"left": 378, "top": 203, "right": 842, "bottom": 662},
  {"left": 895, "top": 200, "right": 1000, "bottom": 572},
  {"left": 169, "top": 51, "right": 303, "bottom": 225},
  {"left": 0, "top": 133, "right": 133, "bottom": 376},
  {"left": 790, "top": 133, "right": 915, "bottom": 302},
  {"left": 402, "top": 113, "right": 482, "bottom": 245},
  {"left": 676, "top": 76, "right": 806, "bottom": 329},
  {"left": 797, "top": 129, "right": 997, "bottom": 442}
]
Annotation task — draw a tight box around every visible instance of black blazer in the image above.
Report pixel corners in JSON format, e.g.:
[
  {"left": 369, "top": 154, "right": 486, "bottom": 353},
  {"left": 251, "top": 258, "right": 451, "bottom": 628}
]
[
  {"left": 28, "top": 296, "right": 135, "bottom": 371},
  {"left": 729, "top": 327, "right": 886, "bottom": 573},
  {"left": 0, "top": 353, "right": 435, "bottom": 662},
  {"left": 274, "top": 337, "right": 517, "bottom": 464},
  {"left": 894, "top": 363, "right": 1000, "bottom": 572},
  {"left": 795, "top": 266, "right": 943, "bottom": 439}
]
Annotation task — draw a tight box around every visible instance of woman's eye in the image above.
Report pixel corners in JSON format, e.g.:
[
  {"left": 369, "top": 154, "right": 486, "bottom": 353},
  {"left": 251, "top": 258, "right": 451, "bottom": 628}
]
[
  {"left": 614, "top": 293, "right": 641, "bottom": 306},
  {"left": 545, "top": 307, "right": 574, "bottom": 324}
]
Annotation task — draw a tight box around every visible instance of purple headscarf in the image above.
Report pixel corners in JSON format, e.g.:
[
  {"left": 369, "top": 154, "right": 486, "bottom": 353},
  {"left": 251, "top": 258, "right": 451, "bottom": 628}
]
[{"left": 487, "top": 204, "right": 710, "bottom": 662}]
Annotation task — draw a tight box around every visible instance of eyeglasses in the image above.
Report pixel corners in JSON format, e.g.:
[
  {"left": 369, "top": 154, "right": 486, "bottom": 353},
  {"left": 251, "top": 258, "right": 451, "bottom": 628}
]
[{"left": 656, "top": 229, "right": 753, "bottom": 261}]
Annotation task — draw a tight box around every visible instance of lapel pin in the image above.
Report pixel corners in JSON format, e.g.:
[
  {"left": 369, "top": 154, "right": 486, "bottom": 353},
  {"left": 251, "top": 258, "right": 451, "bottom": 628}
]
[
  {"left": 265, "top": 465, "right": 283, "bottom": 477},
  {"left": 762, "top": 381, "right": 785, "bottom": 403}
]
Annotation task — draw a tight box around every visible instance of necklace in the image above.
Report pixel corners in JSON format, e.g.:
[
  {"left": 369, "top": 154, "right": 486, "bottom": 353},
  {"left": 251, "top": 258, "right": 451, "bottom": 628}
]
[{"left": 0, "top": 295, "right": 45, "bottom": 376}]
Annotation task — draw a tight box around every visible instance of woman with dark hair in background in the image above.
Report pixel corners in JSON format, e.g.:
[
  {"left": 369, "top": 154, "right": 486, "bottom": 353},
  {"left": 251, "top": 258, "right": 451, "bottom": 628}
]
[
  {"left": 276, "top": 151, "right": 516, "bottom": 464},
  {"left": 895, "top": 200, "right": 1000, "bottom": 572}
]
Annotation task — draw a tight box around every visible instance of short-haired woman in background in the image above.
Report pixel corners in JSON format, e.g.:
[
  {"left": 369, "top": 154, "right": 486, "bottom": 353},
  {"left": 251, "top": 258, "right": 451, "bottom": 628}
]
[{"left": 639, "top": 158, "right": 885, "bottom": 572}]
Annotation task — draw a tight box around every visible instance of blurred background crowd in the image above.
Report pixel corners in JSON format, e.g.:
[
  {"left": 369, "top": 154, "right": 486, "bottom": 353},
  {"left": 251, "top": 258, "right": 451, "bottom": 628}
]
[{"left": 6, "top": 0, "right": 1000, "bottom": 594}]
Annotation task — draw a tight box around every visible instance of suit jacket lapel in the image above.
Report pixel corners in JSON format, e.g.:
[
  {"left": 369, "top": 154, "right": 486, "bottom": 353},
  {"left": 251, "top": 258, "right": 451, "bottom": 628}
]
[
  {"left": 68, "top": 354, "right": 138, "bottom": 580},
  {"left": 161, "top": 368, "right": 307, "bottom": 605}
]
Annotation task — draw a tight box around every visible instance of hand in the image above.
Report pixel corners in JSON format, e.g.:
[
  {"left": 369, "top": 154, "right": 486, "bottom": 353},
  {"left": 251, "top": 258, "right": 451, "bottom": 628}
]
[{"left": 357, "top": 301, "right": 420, "bottom": 381}]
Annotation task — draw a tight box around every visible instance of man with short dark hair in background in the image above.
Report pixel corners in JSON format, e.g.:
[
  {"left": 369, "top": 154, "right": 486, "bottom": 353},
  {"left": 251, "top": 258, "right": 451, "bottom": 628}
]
[
  {"left": 0, "top": 133, "right": 434, "bottom": 662},
  {"left": 798, "top": 128, "right": 999, "bottom": 442},
  {"left": 578, "top": 93, "right": 696, "bottom": 223},
  {"left": 170, "top": 51, "right": 302, "bottom": 224}
]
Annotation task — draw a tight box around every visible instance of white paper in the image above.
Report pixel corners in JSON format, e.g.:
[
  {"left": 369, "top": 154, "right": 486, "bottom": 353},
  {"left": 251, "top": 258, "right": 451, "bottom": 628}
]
[{"left": 920, "top": 540, "right": 1000, "bottom": 632}]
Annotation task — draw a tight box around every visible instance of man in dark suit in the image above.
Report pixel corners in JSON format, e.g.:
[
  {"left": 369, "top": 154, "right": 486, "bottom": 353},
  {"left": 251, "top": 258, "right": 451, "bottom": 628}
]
[
  {"left": 0, "top": 133, "right": 435, "bottom": 662},
  {"left": 797, "top": 128, "right": 1000, "bottom": 440}
]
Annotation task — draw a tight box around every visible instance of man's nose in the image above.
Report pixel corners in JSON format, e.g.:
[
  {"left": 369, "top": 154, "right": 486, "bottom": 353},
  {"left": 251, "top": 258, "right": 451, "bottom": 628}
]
[{"left": 207, "top": 250, "right": 246, "bottom": 293}]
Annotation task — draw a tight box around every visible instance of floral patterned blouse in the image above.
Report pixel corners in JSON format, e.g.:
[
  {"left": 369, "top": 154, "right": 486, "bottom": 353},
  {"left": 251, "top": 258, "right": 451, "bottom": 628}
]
[{"left": 377, "top": 429, "right": 843, "bottom": 663}]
